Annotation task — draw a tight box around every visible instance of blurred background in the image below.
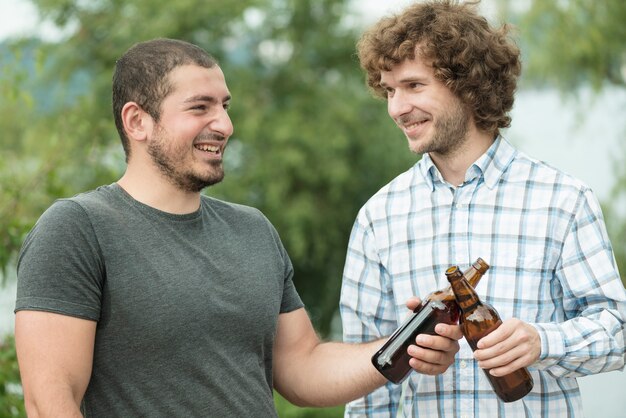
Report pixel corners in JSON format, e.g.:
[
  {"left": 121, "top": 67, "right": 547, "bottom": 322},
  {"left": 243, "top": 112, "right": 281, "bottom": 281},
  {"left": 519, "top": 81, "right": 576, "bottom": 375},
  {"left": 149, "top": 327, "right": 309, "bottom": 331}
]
[{"left": 0, "top": 0, "right": 625, "bottom": 416}]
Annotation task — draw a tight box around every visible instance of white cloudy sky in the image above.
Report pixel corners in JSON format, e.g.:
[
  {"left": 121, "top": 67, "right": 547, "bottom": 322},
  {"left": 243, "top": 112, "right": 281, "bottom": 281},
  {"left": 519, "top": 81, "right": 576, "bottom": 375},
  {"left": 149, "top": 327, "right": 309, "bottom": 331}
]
[{"left": 0, "top": 0, "right": 38, "bottom": 39}]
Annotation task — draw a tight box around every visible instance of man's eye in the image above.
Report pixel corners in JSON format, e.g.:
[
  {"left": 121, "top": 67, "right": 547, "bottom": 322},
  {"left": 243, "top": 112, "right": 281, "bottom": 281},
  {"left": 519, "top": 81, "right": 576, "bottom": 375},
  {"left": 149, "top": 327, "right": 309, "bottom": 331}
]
[{"left": 223, "top": 103, "right": 230, "bottom": 111}]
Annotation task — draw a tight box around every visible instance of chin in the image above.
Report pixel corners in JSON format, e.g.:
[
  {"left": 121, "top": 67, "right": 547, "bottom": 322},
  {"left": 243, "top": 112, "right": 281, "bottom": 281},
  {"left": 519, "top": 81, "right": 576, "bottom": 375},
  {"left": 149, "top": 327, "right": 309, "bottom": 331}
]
[{"left": 407, "top": 142, "right": 426, "bottom": 155}]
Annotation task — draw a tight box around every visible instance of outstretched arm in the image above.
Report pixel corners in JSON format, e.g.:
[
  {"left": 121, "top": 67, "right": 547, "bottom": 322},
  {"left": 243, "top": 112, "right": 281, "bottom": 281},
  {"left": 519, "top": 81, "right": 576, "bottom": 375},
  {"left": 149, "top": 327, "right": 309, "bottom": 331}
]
[
  {"left": 15, "top": 311, "right": 96, "bottom": 418},
  {"left": 272, "top": 307, "right": 461, "bottom": 407}
]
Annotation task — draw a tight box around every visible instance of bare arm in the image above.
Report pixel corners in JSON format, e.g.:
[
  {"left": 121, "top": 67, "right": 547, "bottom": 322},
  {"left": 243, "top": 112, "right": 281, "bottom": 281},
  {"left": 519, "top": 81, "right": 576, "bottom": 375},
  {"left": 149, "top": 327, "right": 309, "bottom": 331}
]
[
  {"left": 272, "top": 307, "right": 461, "bottom": 407},
  {"left": 15, "top": 311, "right": 96, "bottom": 418}
]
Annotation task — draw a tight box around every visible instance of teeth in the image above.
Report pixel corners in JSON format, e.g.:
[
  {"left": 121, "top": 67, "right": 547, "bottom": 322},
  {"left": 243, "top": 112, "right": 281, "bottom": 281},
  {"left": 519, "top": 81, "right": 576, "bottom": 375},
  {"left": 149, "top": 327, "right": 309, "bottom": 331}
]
[
  {"left": 196, "top": 144, "right": 219, "bottom": 153},
  {"left": 405, "top": 120, "right": 426, "bottom": 129}
]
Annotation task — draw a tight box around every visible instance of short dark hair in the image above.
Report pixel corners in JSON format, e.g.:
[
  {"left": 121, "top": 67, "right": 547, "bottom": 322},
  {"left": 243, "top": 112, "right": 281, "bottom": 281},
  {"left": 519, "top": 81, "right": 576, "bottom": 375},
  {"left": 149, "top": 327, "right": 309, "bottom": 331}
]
[
  {"left": 357, "top": 0, "right": 521, "bottom": 135},
  {"left": 112, "top": 38, "right": 218, "bottom": 159}
]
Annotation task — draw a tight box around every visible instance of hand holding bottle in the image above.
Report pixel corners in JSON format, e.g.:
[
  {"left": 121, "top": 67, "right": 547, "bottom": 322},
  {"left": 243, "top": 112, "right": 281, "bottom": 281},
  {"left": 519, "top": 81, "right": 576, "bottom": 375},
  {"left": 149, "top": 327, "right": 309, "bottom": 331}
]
[
  {"left": 372, "top": 259, "right": 489, "bottom": 383},
  {"left": 473, "top": 317, "right": 541, "bottom": 377},
  {"left": 446, "top": 266, "right": 534, "bottom": 402},
  {"left": 403, "top": 296, "right": 463, "bottom": 375}
]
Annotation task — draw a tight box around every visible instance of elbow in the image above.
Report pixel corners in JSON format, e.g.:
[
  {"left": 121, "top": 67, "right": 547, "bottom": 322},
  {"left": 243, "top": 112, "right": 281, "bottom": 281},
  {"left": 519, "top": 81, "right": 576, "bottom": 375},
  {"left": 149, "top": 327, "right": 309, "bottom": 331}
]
[
  {"left": 23, "top": 395, "right": 42, "bottom": 418},
  {"left": 276, "top": 388, "right": 312, "bottom": 408},
  {"left": 277, "top": 388, "right": 340, "bottom": 408}
]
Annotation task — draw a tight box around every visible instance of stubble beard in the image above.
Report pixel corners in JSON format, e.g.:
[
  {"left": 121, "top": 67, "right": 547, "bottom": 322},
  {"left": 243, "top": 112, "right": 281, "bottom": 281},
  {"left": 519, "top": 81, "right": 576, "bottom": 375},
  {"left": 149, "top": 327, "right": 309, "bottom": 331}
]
[
  {"left": 148, "top": 129, "right": 225, "bottom": 193},
  {"left": 407, "top": 100, "right": 471, "bottom": 157}
]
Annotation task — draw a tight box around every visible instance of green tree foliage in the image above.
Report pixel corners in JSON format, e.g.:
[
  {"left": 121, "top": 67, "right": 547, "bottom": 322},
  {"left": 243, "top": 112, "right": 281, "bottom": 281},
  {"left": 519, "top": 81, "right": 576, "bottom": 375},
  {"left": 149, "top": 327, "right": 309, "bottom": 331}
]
[
  {"left": 519, "top": 0, "right": 626, "bottom": 90},
  {"left": 2, "top": 1, "right": 415, "bottom": 415},
  {"left": 0, "top": 335, "right": 25, "bottom": 417},
  {"left": 517, "top": 0, "right": 626, "bottom": 284},
  {"left": 0, "top": 0, "right": 414, "bottom": 333}
]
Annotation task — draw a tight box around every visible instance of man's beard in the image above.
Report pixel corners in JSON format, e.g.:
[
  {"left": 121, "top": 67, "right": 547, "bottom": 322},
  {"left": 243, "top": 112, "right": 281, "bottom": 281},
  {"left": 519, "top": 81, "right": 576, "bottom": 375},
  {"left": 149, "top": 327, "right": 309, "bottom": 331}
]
[
  {"left": 403, "top": 99, "right": 471, "bottom": 156},
  {"left": 148, "top": 130, "right": 225, "bottom": 193}
]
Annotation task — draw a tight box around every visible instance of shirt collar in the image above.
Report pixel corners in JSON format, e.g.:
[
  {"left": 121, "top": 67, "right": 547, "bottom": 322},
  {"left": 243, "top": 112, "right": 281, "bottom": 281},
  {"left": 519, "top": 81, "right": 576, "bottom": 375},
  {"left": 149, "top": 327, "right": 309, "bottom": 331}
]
[{"left": 418, "top": 136, "right": 517, "bottom": 191}]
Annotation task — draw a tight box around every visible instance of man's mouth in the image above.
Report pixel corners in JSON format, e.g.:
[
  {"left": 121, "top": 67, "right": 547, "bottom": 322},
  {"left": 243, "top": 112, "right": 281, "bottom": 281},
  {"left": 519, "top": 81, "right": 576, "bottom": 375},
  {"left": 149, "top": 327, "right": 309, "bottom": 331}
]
[
  {"left": 194, "top": 144, "right": 221, "bottom": 155},
  {"left": 397, "top": 114, "right": 430, "bottom": 132},
  {"left": 403, "top": 120, "right": 427, "bottom": 130},
  {"left": 399, "top": 118, "right": 429, "bottom": 135}
]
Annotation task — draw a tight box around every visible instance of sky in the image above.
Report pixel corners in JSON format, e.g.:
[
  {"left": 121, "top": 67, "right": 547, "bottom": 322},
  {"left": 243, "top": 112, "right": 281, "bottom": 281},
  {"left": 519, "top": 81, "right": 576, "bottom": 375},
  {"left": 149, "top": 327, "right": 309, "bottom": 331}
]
[{"left": 0, "top": 0, "right": 40, "bottom": 40}]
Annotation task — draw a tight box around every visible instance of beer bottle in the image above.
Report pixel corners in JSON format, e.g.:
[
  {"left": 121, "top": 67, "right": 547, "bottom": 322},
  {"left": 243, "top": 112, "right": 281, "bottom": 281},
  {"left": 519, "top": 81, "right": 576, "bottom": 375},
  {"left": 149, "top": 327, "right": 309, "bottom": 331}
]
[
  {"left": 445, "top": 265, "right": 534, "bottom": 402},
  {"left": 371, "top": 258, "right": 489, "bottom": 383}
]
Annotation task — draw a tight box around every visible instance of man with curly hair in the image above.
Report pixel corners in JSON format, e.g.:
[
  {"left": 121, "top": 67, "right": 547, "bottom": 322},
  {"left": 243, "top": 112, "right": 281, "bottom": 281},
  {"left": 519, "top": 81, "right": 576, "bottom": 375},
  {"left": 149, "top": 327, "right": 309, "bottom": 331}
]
[{"left": 340, "top": 1, "right": 626, "bottom": 416}]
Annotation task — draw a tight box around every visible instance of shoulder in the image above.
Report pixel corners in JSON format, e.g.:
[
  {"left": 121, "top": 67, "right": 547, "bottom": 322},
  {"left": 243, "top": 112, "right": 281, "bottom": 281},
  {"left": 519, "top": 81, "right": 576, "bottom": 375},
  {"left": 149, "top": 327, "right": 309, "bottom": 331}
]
[
  {"left": 357, "top": 163, "right": 424, "bottom": 223},
  {"left": 507, "top": 150, "right": 598, "bottom": 214},
  {"left": 36, "top": 184, "right": 121, "bottom": 224},
  {"left": 201, "top": 194, "right": 266, "bottom": 219},
  {"left": 509, "top": 150, "right": 591, "bottom": 193},
  {"left": 22, "top": 185, "right": 122, "bottom": 248},
  {"left": 18, "top": 190, "right": 106, "bottom": 271},
  {"left": 201, "top": 195, "right": 276, "bottom": 231},
  {"left": 34, "top": 191, "right": 102, "bottom": 231}
]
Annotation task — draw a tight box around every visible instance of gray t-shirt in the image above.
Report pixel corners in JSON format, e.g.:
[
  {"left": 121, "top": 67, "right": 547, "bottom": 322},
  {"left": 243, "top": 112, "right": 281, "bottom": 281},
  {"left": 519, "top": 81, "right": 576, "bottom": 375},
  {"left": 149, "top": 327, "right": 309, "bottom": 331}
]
[{"left": 16, "top": 183, "right": 304, "bottom": 417}]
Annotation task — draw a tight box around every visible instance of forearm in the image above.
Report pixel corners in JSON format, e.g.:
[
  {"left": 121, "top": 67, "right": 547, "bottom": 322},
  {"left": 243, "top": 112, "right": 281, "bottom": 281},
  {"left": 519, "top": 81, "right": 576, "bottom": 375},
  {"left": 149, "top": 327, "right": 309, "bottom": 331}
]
[
  {"left": 275, "top": 339, "right": 386, "bottom": 407},
  {"left": 532, "top": 313, "right": 626, "bottom": 377},
  {"left": 23, "top": 388, "right": 84, "bottom": 418}
]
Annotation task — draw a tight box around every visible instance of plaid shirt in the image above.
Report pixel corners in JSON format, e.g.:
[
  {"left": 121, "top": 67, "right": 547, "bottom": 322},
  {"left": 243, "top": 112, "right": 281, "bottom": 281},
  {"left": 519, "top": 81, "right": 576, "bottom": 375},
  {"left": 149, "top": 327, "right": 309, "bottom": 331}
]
[{"left": 340, "top": 137, "right": 626, "bottom": 417}]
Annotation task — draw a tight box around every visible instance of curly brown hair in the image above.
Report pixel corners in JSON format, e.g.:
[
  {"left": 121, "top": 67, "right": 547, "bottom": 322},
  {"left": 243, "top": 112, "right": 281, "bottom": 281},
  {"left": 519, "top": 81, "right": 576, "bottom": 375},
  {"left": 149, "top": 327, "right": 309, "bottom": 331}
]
[{"left": 357, "top": 0, "right": 521, "bottom": 135}]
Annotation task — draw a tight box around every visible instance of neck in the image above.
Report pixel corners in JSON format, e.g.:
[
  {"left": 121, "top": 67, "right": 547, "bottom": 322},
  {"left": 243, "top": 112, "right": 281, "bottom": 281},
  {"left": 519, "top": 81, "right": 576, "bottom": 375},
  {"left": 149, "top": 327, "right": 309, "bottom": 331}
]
[
  {"left": 117, "top": 163, "right": 201, "bottom": 215},
  {"left": 430, "top": 129, "right": 496, "bottom": 186}
]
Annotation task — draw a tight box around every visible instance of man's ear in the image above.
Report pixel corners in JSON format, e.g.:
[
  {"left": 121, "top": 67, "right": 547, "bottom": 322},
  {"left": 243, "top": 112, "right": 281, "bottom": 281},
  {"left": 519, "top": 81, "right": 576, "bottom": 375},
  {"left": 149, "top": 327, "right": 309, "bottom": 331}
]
[{"left": 121, "top": 102, "right": 153, "bottom": 142}]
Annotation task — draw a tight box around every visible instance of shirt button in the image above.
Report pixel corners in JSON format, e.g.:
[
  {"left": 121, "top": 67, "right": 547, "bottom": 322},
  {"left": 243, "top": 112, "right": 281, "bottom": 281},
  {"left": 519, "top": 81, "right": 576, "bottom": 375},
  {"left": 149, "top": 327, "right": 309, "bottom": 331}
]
[{"left": 460, "top": 360, "right": 467, "bottom": 369}]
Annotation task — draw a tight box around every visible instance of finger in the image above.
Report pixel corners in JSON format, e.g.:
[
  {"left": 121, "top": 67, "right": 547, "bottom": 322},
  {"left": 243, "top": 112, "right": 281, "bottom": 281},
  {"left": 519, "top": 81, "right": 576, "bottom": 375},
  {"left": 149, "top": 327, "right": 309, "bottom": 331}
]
[
  {"left": 434, "top": 323, "right": 463, "bottom": 340},
  {"left": 476, "top": 318, "right": 518, "bottom": 349},
  {"left": 408, "top": 356, "right": 451, "bottom": 375},
  {"left": 405, "top": 297, "right": 422, "bottom": 311},
  {"left": 474, "top": 338, "right": 518, "bottom": 362},
  {"left": 485, "top": 355, "right": 531, "bottom": 377},
  {"left": 476, "top": 343, "right": 526, "bottom": 369},
  {"left": 478, "top": 340, "right": 540, "bottom": 373},
  {"left": 475, "top": 321, "right": 541, "bottom": 366},
  {"left": 407, "top": 344, "right": 457, "bottom": 375},
  {"left": 415, "top": 333, "right": 460, "bottom": 353}
]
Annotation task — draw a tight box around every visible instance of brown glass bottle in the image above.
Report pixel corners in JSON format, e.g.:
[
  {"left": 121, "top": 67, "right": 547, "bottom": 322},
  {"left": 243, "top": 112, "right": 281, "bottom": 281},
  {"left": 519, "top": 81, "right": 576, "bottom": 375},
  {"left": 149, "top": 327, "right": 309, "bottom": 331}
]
[
  {"left": 371, "top": 258, "right": 490, "bottom": 384},
  {"left": 445, "top": 266, "right": 534, "bottom": 402}
]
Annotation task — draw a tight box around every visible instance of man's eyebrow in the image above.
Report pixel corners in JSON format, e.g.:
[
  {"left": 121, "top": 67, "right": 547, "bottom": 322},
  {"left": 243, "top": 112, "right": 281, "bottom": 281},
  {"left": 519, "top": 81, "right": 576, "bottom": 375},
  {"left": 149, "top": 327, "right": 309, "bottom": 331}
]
[
  {"left": 380, "top": 77, "right": 428, "bottom": 88},
  {"left": 183, "top": 94, "right": 231, "bottom": 104}
]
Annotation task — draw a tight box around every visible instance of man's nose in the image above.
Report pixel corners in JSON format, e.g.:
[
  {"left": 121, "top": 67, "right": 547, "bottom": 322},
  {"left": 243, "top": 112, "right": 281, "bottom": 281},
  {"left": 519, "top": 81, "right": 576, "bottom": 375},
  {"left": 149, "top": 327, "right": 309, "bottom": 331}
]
[
  {"left": 211, "top": 109, "right": 234, "bottom": 138},
  {"left": 387, "top": 91, "right": 412, "bottom": 120}
]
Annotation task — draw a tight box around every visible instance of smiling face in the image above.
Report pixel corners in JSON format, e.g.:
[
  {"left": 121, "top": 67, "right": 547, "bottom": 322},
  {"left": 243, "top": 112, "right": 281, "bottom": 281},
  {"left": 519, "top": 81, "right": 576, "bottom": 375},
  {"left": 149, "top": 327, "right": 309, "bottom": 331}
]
[
  {"left": 381, "top": 57, "right": 471, "bottom": 157},
  {"left": 147, "top": 64, "right": 233, "bottom": 192}
]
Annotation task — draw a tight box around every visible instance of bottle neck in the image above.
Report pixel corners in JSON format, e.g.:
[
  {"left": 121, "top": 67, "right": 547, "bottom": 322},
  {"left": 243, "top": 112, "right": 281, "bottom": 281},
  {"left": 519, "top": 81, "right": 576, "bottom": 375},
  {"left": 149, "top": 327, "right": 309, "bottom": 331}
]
[
  {"left": 446, "top": 267, "right": 483, "bottom": 312},
  {"left": 464, "top": 266, "right": 485, "bottom": 288},
  {"left": 443, "top": 259, "right": 488, "bottom": 294}
]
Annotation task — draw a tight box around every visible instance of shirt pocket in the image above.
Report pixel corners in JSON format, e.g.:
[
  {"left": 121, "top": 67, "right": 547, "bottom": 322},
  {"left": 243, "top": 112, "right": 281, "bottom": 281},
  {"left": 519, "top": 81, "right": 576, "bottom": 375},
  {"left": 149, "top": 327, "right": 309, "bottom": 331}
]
[{"left": 485, "top": 253, "right": 557, "bottom": 322}]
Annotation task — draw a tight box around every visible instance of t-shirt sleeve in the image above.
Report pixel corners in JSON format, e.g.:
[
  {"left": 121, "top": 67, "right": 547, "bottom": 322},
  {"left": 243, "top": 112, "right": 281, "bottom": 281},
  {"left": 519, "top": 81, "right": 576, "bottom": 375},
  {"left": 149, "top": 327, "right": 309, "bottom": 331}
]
[
  {"left": 259, "top": 213, "right": 304, "bottom": 314},
  {"left": 15, "top": 199, "right": 104, "bottom": 321},
  {"left": 277, "top": 240, "right": 304, "bottom": 314}
]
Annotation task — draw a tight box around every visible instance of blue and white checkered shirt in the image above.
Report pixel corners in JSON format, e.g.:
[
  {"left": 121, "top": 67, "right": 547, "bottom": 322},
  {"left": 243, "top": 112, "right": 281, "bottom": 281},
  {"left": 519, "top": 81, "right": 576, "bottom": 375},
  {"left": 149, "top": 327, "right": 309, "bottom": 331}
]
[{"left": 340, "top": 137, "right": 626, "bottom": 417}]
